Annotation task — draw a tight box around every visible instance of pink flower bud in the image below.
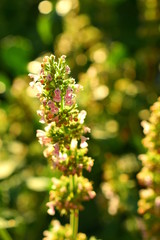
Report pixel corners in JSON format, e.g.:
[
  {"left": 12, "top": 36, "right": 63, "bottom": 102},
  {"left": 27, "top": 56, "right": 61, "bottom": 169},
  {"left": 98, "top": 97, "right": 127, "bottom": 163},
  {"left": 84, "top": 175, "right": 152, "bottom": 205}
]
[
  {"left": 37, "top": 110, "right": 45, "bottom": 123},
  {"left": 46, "top": 202, "right": 55, "bottom": 215},
  {"left": 36, "top": 130, "right": 52, "bottom": 145},
  {"left": 40, "top": 68, "right": 44, "bottom": 74},
  {"left": 53, "top": 115, "right": 59, "bottom": 123},
  {"left": 61, "top": 55, "right": 66, "bottom": 60},
  {"left": 46, "top": 74, "right": 52, "bottom": 81},
  {"left": 53, "top": 143, "right": 59, "bottom": 156},
  {"left": 64, "top": 87, "right": 74, "bottom": 106},
  {"left": 88, "top": 191, "right": 96, "bottom": 199},
  {"left": 65, "top": 99, "right": 74, "bottom": 106},
  {"left": 74, "top": 84, "right": 83, "bottom": 93},
  {"left": 53, "top": 88, "right": 61, "bottom": 102},
  {"left": 42, "top": 99, "right": 47, "bottom": 106},
  {"left": 80, "top": 136, "right": 89, "bottom": 148},
  {"left": 48, "top": 100, "right": 59, "bottom": 114},
  {"left": 84, "top": 126, "right": 91, "bottom": 133},
  {"left": 66, "top": 87, "right": 73, "bottom": 95},
  {"left": 66, "top": 65, "right": 71, "bottom": 74}
]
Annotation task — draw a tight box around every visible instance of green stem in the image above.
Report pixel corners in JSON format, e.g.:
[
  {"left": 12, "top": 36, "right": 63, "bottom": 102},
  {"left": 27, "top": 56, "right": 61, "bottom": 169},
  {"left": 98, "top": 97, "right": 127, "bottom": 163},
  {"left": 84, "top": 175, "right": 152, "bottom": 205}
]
[
  {"left": 69, "top": 175, "right": 79, "bottom": 240},
  {"left": 73, "top": 209, "right": 79, "bottom": 239},
  {"left": 0, "top": 229, "right": 13, "bottom": 240},
  {"left": 61, "top": 96, "right": 64, "bottom": 111}
]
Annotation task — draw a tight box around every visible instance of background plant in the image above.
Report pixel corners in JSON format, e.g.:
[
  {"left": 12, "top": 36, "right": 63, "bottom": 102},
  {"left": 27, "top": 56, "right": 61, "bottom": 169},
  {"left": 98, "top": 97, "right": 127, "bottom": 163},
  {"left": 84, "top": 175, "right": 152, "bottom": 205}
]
[{"left": 137, "top": 97, "right": 160, "bottom": 240}]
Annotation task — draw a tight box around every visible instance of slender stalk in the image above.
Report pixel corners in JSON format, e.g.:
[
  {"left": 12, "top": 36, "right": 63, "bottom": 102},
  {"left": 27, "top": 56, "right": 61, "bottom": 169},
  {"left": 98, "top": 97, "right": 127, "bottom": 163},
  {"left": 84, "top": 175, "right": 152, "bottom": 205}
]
[
  {"left": 61, "top": 96, "right": 64, "bottom": 111},
  {"left": 73, "top": 209, "right": 79, "bottom": 239},
  {"left": 70, "top": 175, "right": 79, "bottom": 240},
  {"left": 0, "top": 229, "right": 13, "bottom": 240}
]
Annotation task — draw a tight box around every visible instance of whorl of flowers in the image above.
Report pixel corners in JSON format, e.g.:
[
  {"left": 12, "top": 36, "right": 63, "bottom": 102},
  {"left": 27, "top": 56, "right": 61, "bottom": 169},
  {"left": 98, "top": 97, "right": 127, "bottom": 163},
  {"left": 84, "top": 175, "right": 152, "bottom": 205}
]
[
  {"left": 29, "top": 55, "right": 94, "bottom": 176},
  {"left": 47, "top": 176, "right": 96, "bottom": 216},
  {"left": 43, "top": 220, "right": 97, "bottom": 240},
  {"left": 29, "top": 55, "right": 96, "bottom": 239},
  {"left": 137, "top": 97, "right": 160, "bottom": 238}
]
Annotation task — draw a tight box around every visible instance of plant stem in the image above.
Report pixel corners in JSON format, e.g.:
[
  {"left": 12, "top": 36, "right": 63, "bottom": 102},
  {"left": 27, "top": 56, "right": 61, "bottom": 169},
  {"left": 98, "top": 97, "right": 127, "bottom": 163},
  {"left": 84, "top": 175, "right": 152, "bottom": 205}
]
[
  {"left": 73, "top": 209, "right": 79, "bottom": 239},
  {"left": 70, "top": 175, "right": 79, "bottom": 240},
  {"left": 61, "top": 96, "right": 64, "bottom": 111},
  {"left": 0, "top": 229, "right": 13, "bottom": 240}
]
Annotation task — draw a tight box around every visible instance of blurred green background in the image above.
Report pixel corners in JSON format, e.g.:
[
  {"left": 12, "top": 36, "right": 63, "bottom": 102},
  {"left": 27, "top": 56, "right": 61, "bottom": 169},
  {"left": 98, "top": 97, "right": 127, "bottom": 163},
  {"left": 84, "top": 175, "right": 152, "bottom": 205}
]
[{"left": 0, "top": 0, "right": 160, "bottom": 239}]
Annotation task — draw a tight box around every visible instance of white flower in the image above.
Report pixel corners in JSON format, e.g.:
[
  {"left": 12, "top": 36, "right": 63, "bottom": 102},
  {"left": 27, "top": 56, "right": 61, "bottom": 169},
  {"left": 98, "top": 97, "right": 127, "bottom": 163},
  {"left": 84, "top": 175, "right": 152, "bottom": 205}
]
[
  {"left": 78, "top": 110, "right": 87, "bottom": 124},
  {"left": 70, "top": 139, "right": 78, "bottom": 150}
]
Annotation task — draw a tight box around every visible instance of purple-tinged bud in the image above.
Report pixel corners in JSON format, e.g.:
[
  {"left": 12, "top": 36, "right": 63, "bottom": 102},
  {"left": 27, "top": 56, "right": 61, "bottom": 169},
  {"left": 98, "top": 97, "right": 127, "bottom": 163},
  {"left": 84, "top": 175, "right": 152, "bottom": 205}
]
[
  {"left": 66, "top": 65, "right": 71, "bottom": 74},
  {"left": 46, "top": 202, "right": 55, "bottom": 215},
  {"left": 61, "top": 55, "right": 66, "bottom": 60},
  {"left": 53, "top": 88, "right": 61, "bottom": 102},
  {"left": 46, "top": 74, "right": 52, "bottom": 81},
  {"left": 80, "top": 136, "right": 89, "bottom": 148}
]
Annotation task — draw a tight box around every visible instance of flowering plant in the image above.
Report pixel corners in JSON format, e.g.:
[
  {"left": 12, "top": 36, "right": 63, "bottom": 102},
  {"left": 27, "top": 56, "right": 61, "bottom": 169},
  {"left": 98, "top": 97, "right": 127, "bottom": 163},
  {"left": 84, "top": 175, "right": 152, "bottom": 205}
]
[
  {"left": 137, "top": 97, "right": 160, "bottom": 239},
  {"left": 29, "top": 55, "right": 96, "bottom": 240}
]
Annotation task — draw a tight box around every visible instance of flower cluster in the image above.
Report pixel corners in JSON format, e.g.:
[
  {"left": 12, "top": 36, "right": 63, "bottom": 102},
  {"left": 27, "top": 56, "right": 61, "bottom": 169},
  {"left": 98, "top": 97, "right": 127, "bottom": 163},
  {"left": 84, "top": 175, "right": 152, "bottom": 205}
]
[
  {"left": 29, "top": 55, "right": 96, "bottom": 239},
  {"left": 29, "top": 55, "right": 94, "bottom": 176},
  {"left": 43, "top": 220, "right": 97, "bottom": 240},
  {"left": 47, "top": 176, "right": 96, "bottom": 216},
  {"left": 137, "top": 97, "right": 160, "bottom": 238}
]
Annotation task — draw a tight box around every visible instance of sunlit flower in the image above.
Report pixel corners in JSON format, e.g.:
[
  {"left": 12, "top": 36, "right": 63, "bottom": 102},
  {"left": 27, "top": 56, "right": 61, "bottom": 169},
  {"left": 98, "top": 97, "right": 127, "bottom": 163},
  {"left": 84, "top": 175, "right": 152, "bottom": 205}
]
[
  {"left": 66, "top": 65, "right": 71, "bottom": 74},
  {"left": 80, "top": 136, "right": 89, "bottom": 148},
  {"left": 78, "top": 110, "right": 87, "bottom": 124},
  {"left": 65, "top": 87, "right": 74, "bottom": 106},
  {"left": 53, "top": 88, "right": 61, "bottom": 102},
  {"left": 141, "top": 120, "right": 150, "bottom": 135},
  {"left": 37, "top": 109, "right": 45, "bottom": 123},
  {"left": 47, "top": 74, "right": 52, "bottom": 81},
  {"left": 48, "top": 100, "right": 59, "bottom": 114},
  {"left": 46, "top": 202, "right": 55, "bottom": 215},
  {"left": 53, "top": 143, "right": 59, "bottom": 157},
  {"left": 36, "top": 129, "right": 52, "bottom": 145}
]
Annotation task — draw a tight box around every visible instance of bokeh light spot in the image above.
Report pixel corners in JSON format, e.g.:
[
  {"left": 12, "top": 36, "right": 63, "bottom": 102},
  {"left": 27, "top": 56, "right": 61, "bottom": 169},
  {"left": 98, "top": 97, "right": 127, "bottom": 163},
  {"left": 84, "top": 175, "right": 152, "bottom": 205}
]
[
  {"left": 27, "top": 61, "right": 41, "bottom": 74},
  {"left": 9, "top": 122, "right": 22, "bottom": 136},
  {"left": 0, "top": 160, "right": 18, "bottom": 179},
  {"left": 139, "top": 109, "right": 150, "bottom": 120},
  {"left": 26, "top": 177, "right": 49, "bottom": 192},
  {"left": 108, "top": 195, "right": 119, "bottom": 215},
  {"left": 92, "top": 49, "right": 107, "bottom": 63},
  {"left": 38, "top": 1, "right": 53, "bottom": 14},
  {"left": 0, "top": 81, "right": 6, "bottom": 94},
  {"left": 87, "top": 66, "right": 97, "bottom": 78},
  {"left": 57, "top": 35, "right": 72, "bottom": 54},
  {"left": 105, "top": 120, "right": 119, "bottom": 134},
  {"left": 93, "top": 85, "right": 109, "bottom": 100},
  {"left": 76, "top": 54, "right": 87, "bottom": 66},
  {"left": 56, "top": 0, "right": 72, "bottom": 16}
]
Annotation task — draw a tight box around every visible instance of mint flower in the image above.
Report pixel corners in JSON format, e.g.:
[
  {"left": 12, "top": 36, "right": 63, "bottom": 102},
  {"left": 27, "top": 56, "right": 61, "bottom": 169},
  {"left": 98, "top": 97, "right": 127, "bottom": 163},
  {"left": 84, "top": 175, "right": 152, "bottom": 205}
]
[
  {"left": 43, "top": 220, "right": 97, "bottom": 240},
  {"left": 53, "top": 88, "right": 61, "bottom": 102},
  {"left": 29, "top": 55, "right": 96, "bottom": 240},
  {"left": 47, "top": 176, "right": 96, "bottom": 216},
  {"left": 29, "top": 55, "right": 94, "bottom": 176}
]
